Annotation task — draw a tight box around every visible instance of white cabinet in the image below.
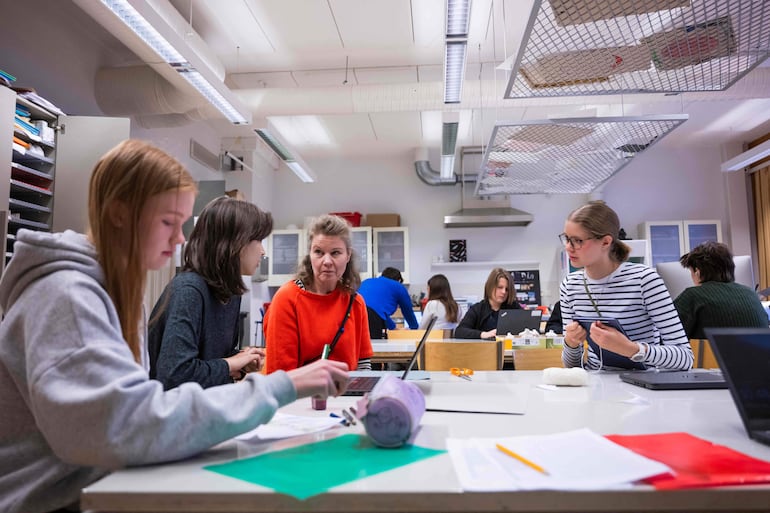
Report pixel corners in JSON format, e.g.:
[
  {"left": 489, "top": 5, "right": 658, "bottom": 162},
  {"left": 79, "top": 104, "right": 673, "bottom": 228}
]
[
  {"left": 352, "top": 226, "right": 373, "bottom": 280},
  {"left": 266, "top": 228, "right": 305, "bottom": 287},
  {"left": 373, "top": 227, "right": 410, "bottom": 283},
  {"left": 640, "top": 220, "right": 722, "bottom": 268}
]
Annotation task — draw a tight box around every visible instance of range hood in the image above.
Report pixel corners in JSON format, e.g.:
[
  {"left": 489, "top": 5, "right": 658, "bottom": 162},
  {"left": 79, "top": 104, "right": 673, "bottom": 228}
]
[{"left": 444, "top": 207, "right": 533, "bottom": 228}]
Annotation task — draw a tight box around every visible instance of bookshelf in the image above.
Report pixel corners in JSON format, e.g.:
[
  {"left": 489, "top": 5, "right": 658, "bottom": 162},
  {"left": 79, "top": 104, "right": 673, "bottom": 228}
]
[{"left": 1, "top": 84, "right": 131, "bottom": 278}]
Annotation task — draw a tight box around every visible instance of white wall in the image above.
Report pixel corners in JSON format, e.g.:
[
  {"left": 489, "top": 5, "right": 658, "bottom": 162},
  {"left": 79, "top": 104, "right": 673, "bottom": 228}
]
[{"left": 270, "top": 145, "right": 749, "bottom": 309}]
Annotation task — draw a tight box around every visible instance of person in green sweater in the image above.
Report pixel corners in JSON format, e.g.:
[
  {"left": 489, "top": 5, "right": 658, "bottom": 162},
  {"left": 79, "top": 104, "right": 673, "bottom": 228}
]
[{"left": 674, "top": 241, "right": 768, "bottom": 339}]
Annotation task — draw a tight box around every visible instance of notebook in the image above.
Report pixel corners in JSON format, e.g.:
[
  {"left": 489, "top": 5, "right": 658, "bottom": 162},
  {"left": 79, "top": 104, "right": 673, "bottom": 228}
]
[
  {"left": 574, "top": 316, "right": 646, "bottom": 371},
  {"left": 496, "top": 309, "right": 542, "bottom": 336},
  {"left": 343, "top": 314, "right": 437, "bottom": 396},
  {"left": 619, "top": 370, "right": 726, "bottom": 390},
  {"left": 705, "top": 328, "right": 770, "bottom": 446}
]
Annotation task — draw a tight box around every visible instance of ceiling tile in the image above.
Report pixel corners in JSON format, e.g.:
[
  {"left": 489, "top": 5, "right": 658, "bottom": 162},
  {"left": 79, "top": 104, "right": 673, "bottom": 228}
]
[
  {"left": 330, "top": 0, "right": 414, "bottom": 49},
  {"left": 355, "top": 67, "right": 419, "bottom": 85}
]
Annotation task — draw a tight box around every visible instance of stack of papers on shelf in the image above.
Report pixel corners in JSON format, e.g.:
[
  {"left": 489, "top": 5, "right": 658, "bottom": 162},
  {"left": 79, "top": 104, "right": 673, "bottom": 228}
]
[{"left": 447, "top": 428, "right": 669, "bottom": 491}]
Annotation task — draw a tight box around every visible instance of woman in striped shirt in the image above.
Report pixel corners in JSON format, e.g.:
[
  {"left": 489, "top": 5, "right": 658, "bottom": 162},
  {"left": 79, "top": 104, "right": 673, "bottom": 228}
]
[{"left": 559, "top": 201, "right": 693, "bottom": 371}]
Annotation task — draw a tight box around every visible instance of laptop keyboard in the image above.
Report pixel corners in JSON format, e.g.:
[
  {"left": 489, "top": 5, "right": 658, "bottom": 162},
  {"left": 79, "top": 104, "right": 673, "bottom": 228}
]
[{"left": 346, "top": 376, "right": 380, "bottom": 393}]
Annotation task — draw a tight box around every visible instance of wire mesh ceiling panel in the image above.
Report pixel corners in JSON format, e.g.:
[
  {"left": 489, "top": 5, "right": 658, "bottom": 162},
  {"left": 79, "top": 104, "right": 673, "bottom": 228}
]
[
  {"left": 476, "top": 115, "right": 688, "bottom": 195},
  {"left": 505, "top": 0, "right": 770, "bottom": 98}
]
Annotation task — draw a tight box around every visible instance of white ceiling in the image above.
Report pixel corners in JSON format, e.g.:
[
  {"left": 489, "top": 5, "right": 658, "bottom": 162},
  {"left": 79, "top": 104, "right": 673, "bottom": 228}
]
[{"left": 73, "top": 0, "right": 770, "bottom": 160}]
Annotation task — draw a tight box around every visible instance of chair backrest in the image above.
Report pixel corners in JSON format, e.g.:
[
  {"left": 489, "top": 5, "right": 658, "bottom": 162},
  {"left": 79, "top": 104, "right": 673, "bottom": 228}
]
[
  {"left": 689, "top": 339, "right": 720, "bottom": 369},
  {"left": 512, "top": 348, "right": 564, "bottom": 370},
  {"left": 387, "top": 329, "right": 447, "bottom": 340},
  {"left": 424, "top": 340, "right": 503, "bottom": 371}
]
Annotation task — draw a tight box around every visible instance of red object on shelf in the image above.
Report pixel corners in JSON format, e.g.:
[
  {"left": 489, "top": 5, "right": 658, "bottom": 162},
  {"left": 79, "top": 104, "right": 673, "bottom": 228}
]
[{"left": 330, "top": 212, "right": 362, "bottom": 227}]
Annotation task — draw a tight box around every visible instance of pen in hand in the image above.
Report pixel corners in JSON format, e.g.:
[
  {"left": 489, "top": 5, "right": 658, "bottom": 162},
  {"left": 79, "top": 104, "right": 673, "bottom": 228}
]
[
  {"left": 312, "top": 344, "right": 333, "bottom": 411},
  {"left": 495, "top": 443, "right": 550, "bottom": 475}
]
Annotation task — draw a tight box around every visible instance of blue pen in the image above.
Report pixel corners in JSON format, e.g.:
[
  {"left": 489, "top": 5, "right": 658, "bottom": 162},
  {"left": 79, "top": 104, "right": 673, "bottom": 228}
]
[{"left": 329, "top": 412, "right": 348, "bottom": 425}]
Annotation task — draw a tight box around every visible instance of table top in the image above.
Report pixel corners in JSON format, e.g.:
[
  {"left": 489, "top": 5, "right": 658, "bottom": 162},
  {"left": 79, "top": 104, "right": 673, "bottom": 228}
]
[{"left": 81, "top": 371, "right": 770, "bottom": 513}]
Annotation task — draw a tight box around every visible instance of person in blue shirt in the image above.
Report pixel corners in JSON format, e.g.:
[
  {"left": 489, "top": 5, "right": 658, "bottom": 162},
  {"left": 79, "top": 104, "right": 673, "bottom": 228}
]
[{"left": 359, "top": 267, "right": 418, "bottom": 339}]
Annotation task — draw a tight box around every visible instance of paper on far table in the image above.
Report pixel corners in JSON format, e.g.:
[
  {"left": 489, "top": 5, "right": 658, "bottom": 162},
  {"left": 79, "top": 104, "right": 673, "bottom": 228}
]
[
  {"left": 234, "top": 412, "right": 343, "bottom": 441},
  {"left": 447, "top": 428, "right": 670, "bottom": 491}
]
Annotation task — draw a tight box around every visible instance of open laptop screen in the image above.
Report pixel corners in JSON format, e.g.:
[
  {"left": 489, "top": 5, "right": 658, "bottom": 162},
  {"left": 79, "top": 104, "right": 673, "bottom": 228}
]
[{"left": 706, "top": 328, "right": 770, "bottom": 433}]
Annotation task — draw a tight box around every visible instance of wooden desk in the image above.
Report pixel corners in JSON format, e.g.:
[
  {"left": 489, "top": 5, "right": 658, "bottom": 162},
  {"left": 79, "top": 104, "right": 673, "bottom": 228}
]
[{"left": 81, "top": 371, "right": 770, "bottom": 513}]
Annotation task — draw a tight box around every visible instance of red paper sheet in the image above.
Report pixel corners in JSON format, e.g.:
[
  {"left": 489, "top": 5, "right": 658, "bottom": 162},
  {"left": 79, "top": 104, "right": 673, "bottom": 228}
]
[{"left": 606, "top": 432, "right": 770, "bottom": 489}]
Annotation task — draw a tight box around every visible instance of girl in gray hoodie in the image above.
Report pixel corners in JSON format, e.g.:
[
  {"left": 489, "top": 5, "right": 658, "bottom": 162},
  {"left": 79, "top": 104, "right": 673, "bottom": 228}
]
[{"left": 0, "top": 139, "right": 349, "bottom": 513}]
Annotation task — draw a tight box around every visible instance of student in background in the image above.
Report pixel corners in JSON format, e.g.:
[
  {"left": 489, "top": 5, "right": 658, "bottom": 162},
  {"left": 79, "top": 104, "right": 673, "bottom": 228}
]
[
  {"left": 674, "top": 241, "right": 768, "bottom": 339},
  {"left": 455, "top": 268, "right": 522, "bottom": 340},
  {"left": 358, "top": 267, "right": 419, "bottom": 339},
  {"left": 264, "top": 214, "right": 373, "bottom": 372},
  {"left": 148, "top": 196, "right": 271, "bottom": 390},
  {"left": 0, "top": 140, "right": 348, "bottom": 513},
  {"left": 544, "top": 301, "right": 564, "bottom": 334},
  {"left": 559, "top": 200, "right": 693, "bottom": 370},
  {"left": 420, "top": 274, "right": 459, "bottom": 331}
]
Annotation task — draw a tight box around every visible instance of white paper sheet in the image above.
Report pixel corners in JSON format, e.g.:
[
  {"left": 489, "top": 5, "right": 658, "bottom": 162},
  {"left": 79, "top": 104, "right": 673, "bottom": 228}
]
[
  {"left": 234, "top": 412, "right": 343, "bottom": 441},
  {"left": 447, "top": 428, "right": 670, "bottom": 491}
]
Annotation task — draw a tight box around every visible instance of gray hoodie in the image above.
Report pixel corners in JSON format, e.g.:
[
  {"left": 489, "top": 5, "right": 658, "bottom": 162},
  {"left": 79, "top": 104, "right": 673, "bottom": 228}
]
[{"left": 0, "top": 229, "right": 296, "bottom": 513}]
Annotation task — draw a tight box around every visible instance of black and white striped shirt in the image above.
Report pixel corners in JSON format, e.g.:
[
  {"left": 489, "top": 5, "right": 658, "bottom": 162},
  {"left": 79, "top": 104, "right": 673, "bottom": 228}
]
[{"left": 560, "top": 262, "right": 693, "bottom": 370}]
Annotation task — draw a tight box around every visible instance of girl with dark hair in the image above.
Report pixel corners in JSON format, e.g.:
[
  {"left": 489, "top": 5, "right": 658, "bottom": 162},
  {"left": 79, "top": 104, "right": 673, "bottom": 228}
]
[
  {"left": 0, "top": 140, "right": 348, "bottom": 513},
  {"left": 420, "top": 274, "right": 459, "bottom": 330},
  {"left": 265, "top": 214, "right": 373, "bottom": 372},
  {"left": 454, "top": 267, "right": 522, "bottom": 339},
  {"left": 148, "top": 196, "right": 273, "bottom": 390},
  {"left": 559, "top": 200, "right": 693, "bottom": 370}
]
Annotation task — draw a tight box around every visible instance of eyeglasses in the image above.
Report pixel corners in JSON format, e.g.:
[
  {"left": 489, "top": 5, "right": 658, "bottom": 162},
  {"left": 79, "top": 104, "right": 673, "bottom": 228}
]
[{"left": 558, "top": 233, "right": 599, "bottom": 249}]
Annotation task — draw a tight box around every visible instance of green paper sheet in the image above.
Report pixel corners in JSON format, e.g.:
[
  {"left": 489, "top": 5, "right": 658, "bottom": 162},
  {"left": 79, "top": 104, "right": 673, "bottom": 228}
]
[{"left": 204, "top": 434, "right": 445, "bottom": 500}]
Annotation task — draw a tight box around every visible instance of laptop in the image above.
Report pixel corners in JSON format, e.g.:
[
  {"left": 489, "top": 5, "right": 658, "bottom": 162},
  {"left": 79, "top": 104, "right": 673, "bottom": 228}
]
[
  {"left": 619, "top": 370, "right": 727, "bottom": 390},
  {"left": 497, "top": 309, "right": 542, "bottom": 336},
  {"left": 343, "top": 314, "right": 437, "bottom": 396},
  {"left": 705, "top": 328, "right": 770, "bottom": 446}
]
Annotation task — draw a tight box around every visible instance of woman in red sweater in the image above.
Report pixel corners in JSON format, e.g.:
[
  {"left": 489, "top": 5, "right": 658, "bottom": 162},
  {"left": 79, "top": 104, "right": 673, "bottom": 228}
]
[{"left": 265, "top": 215, "right": 373, "bottom": 372}]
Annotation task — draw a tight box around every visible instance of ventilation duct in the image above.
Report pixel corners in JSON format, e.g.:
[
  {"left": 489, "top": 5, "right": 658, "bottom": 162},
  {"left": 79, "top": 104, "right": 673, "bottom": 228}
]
[
  {"left": 414, "top": 148, "right": 458, "bottom": 185},
  {"left": 95, "top": 65, "right": 209, "bottom": 127}
]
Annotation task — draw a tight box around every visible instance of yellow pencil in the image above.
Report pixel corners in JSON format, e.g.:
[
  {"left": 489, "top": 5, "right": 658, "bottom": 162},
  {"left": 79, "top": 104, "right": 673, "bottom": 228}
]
[{"left": 495, "top": 443, "right": 550, "bottom": 475}]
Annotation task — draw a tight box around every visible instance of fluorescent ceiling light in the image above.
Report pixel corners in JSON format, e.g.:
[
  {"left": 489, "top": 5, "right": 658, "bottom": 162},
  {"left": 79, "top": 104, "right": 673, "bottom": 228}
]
[
  {"left": 100, "top": 0, "right": 251, "bottom": 125},
  {"left": 285, "top": 161, "right": 316, "bottom": 183},
  {"left": 444, "top": 41, "right": 467, "bottom": 104},
  {"left": 255, "top": 128, "right": 317, "bottom": 183},
  {"left": 721, "top": 139, "right": 770, "bottom": 172},
  {"left": 446, "top": 0, "right": 472, "bottom": 37}
]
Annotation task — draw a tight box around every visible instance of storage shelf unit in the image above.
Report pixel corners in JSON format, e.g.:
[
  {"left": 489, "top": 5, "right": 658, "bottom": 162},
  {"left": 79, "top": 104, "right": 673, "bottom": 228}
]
[{"left": 3, "top": 89, "right": 58, "bottom": 273}]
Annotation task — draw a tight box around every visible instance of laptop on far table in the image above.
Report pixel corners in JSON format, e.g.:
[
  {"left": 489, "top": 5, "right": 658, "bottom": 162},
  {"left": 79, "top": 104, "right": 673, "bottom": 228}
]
[
  {"left": 343, "top": 314, "right": 437, "bottom": 396},
  {"left": 619, "top": 370, "right": 727, "bottom": 390},
  {"left": 497, "top": 309, "right": 542, "bottom": 336},
  {"left": 705, "top": 328, "right": 770, "bottom": 447}
]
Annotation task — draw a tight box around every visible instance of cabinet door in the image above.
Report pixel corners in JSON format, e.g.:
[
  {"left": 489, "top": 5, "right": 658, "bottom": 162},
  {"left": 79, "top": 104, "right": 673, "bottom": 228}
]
[
  {"left": 267, "top": 229, "right": 305, "bottom": 286},
  {"left": 351, "top": 226, "right": 373, "bottom": 280},
  {"left": 373, "top": 227, "right": 410, "bottom": 284},
  {"left": 53, "top": 116, "right": 131, "bottom": 232},
  {"left": 683, "top": 220, "right": 722, "bottom": 252},
  {"left": 644, "top": 221, "right": 684, "bottom": 268}
]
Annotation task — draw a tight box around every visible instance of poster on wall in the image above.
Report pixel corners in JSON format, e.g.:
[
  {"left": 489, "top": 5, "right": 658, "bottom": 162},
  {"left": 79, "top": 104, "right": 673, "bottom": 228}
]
[
  {"left": 449, "top": 239, "right": 467, "bottom": 262},
  {"left": 510, "top": 270, "right": 541, "bottom": 307}
]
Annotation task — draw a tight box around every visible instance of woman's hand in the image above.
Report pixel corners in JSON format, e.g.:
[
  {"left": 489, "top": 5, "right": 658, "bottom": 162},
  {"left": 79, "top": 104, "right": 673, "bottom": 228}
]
[
  {"left": 226, "top": 347, "right": 264, "bottom": 379},
  {"left": 287, "top": 359, "right": 350, "bottom": 398},
  {"left": 481, "top": 328, "right": 497, "bottom": 340},
  {"left": 564, "top": 321, "right": 587, "bottom": 348},
  {"left": 587, "top": 321, "right": 637, "bottom": 356}
]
